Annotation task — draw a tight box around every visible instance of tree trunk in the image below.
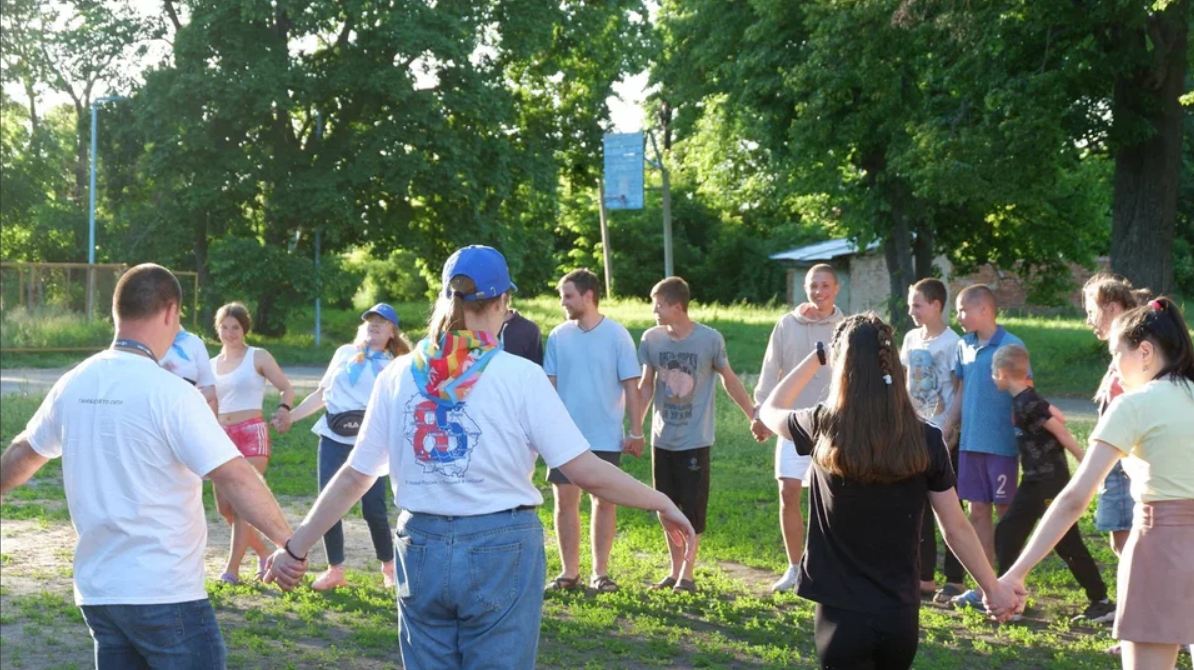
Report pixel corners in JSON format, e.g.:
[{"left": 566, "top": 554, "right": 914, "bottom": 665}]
[
  {"left": 1108, "top": 0, "right": 1187, "bottom": 295},
  {"left": 193, "top": 213, "right": 212, "bottom": 334},
  {"left": 912, "top": 222, "right": 935, "bottom": 280},
  {"left": 883, "top": 181, "right": 916, "bottom": 331}
]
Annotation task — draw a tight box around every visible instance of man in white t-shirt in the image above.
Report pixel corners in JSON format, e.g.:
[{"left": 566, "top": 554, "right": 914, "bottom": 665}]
[
  {"left": 0, "top": 264, "right": 302, "bottom": 669},
  {"left": 543, "top": 269, "right": 644, "bottom": 594},
  {"left": 160, "top": 326, "right": 218, "bottom": 413}
]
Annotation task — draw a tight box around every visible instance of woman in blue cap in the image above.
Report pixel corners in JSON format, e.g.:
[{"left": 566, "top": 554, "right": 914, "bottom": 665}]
[
  {"left": 286, "top": 303, "right": 411, "bottom": 590},
  {"left": 267, "top": 245, "right": 696, "bottom": 669}
]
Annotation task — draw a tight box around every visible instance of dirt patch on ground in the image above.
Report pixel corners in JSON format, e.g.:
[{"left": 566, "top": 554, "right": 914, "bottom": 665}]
[{"left": 0, "top": 500, "right": 390, "bottom": 670}]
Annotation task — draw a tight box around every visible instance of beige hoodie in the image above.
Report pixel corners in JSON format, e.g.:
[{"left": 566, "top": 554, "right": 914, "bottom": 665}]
[{"left": 753, "top": 305, "right": 845, "bottom": 410}]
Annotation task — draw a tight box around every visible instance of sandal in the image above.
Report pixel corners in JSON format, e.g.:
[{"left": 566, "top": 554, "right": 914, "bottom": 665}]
[
  {"left": 649, "top": 576, "right": 677, "bottom": 591},
  {"left": 672, "top": 578, "right": 697, "bottom": 594},
  {"left": 545, "top": 575, "right": 581, "bottom": 592},
  {"left": 590, "top": 575, "right": 619, "bottom": 593},
  {"left": 218, "top": 572, "right": 240, "bottom": 585}
]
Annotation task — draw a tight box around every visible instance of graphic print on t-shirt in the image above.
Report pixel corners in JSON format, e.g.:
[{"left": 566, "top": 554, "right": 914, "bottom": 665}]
[
  {"left": 906, "top": 348, "right": 944, "bottom": 420},
  {"left": 405, "top": 396, "right": 482, "bottom": 479},
  {"left": 658, "top": 352, "right": 697, "bottom": 423}
]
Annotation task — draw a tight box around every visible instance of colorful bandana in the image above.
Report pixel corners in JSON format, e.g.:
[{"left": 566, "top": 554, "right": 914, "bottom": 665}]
[
  {"left": 411, "top": 330, "right": 500, "bottom": 408},
  {"left": 346, "top": 347, "right": 392, "bottom": 386}
]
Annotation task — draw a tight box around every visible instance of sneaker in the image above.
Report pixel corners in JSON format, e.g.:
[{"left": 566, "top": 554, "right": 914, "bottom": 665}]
[
  {"left": 933, "top": 583, "right": 964, "bottom": 605},
  {"left": 950, "top": 588, "right": 986, "bottom": 611},
  {"left": 1072, "top": 598, "right": 1116, "bottom": 625},
  {"left": 771, "top": 566, "right": 799, "bottom": 593}
]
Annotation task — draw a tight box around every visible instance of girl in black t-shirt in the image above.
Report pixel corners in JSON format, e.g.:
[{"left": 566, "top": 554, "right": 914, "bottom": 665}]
[{"left": 759, "top": 313, "right": 1018, "bottom": 670}]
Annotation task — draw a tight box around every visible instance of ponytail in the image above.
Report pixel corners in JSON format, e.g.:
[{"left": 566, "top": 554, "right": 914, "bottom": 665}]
[{"left": 1113, "top": 297, "right": 1194, "bottom": 386}]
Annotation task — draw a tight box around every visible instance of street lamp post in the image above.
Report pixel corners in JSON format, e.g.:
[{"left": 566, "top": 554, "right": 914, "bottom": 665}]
[{"left": 86, "top": 95, "right": 124, "bottom": 320}]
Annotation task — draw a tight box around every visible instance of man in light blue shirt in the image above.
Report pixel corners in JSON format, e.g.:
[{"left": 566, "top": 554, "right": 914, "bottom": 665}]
[{"left": 543, "top": 269, "right": 643, "bottom": 594}]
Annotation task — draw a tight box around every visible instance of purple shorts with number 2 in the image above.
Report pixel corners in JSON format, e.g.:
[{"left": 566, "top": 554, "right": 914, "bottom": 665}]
[{"left": 956, "top": 451, "right": 1018, "bottom": 504}]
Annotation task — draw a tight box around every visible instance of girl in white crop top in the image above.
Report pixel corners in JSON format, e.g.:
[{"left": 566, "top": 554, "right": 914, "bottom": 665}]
[{"left": 211, "top": 301, "right": 294, "bottom": 583}]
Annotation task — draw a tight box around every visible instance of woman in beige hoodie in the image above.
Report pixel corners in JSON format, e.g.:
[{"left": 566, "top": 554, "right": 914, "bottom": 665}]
[{"left": 751, "top": 263, "right": 845, "bottom": 592}]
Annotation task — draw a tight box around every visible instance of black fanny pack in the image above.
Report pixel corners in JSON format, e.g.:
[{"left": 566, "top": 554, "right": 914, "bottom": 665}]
[{"left": 327, "top": 410, "right": 366, "bottom": 437}]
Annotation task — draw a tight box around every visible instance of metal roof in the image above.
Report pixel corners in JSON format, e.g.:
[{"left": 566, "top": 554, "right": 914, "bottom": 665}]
[{"left": 769, "top": 237, "right": 881, "bottom": 262}]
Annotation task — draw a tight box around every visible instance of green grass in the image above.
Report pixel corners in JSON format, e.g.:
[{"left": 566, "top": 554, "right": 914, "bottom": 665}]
[
  {"left": 0, "top": 298, "right": 1111, "bottom": 400},
  {"left": 5, "top": 373, "right": 1180, "bottom": 669}
]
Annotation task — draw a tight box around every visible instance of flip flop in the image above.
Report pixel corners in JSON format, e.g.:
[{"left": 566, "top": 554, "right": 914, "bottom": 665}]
[
  {"left": 590, "top": 575, "right": 619, "bottom": 593},
  {"left": 649, "top": 576, "right": 677, "bottom": 591},
  {"left": 672, "top": 579, "right": 697, "bottom": 594},
  {"left": 545, "top": 575, "right": 582, "bottom": 592},
  {"left": 218, "top": 573, "right": 240, "bottom": 585}
]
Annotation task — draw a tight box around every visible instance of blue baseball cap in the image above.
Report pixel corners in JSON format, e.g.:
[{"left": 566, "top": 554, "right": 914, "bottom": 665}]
[
  {"left": 361, "top": 303, "right": 399, "bottom": 327},
  {"left": 441, "top": 245, "right": 518, "bottom": 301}
]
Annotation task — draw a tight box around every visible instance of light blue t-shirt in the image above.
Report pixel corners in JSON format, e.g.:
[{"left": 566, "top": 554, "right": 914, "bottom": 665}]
[
  {"left": 954, "top": 326, "right": 1026, "bottom": 458},
  {"left": 543, "top": 317, "right": 641, "bottom": 452}
]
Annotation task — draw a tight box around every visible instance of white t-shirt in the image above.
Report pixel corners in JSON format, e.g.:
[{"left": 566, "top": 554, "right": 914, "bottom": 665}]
[
  {"left": 18, "top": 350, "right": 241, "bottom": 606},
  {"left": 311, "top": 344, "right": 390, "bottom": 446},
  {"left": 159, "top": 329, "right": 215, "bottom": 388},
  {"left": 348, "top": 350, "right": 589, "bottom": 515},
  {"left": 544, "top": 318, "right": 641, "bottom": 452},
  {"left": 900, "top": 326, "right": 961, "bottom": 427}
]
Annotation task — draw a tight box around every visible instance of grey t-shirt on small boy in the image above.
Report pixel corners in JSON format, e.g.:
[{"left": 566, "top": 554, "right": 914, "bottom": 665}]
[{"left": 638, "top": 323, "right": 728, "bottom": 451}]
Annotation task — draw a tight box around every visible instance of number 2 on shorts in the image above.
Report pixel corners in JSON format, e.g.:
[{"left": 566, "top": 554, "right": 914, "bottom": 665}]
[{"left": 995, "top": 474, "right": 1008, "bottom": 499}]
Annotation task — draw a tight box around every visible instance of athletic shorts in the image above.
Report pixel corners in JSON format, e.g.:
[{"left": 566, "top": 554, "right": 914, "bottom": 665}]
[
  {"left": 652, "top": 446, "right": 710, "bottom": 535},
  {"left": 956, "top": 451, "right": 1017, "bottom": 505},
  {"left": 1095, "top": 461, "right": 1133, "bottom": 533},
  {"left": 774, "top": 437, "right": 812, "bottom": 483},
  {"left": 547, "top": 450, "right": 622, "bottom": 485},
  {"left": 223, "top": 417, "right": 270, "bottom": 458}
]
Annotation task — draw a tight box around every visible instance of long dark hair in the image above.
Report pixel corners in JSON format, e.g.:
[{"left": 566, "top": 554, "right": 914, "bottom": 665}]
[
  {"left": 814, "top": 313, "right": 929, "bottom": 483},
  {"left": 1113, "top": 297, "right": 1194, "bottom": 388}
]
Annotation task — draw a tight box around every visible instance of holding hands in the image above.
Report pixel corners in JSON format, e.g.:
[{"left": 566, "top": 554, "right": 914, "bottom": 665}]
[
  {"left": 982, "top": 578, "right": 1027, "bottom": 622},
  {"left": 749, "top": 417, "right": 772, "bottom": 443},
  {"left": 622, "top": 434, "right": 645, "bottom": 457},
  {"left": 270, "top": 406, "right": 292, "bottom": 433},
  {"left": 262, "top": 539, "right": 308, "bottom": 590}
]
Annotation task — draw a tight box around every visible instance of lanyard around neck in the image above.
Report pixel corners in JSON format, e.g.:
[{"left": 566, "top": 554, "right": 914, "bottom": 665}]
[{"left": 112, "top": 338, "right": 157, "bottom": 363}]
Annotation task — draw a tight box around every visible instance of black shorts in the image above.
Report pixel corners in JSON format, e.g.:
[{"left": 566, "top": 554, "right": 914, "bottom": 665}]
[
  {"left": 652, "top": 446, "right": 711, "bottom": 535},
  {"left": 547, "top": 450, "right": 622, "bottom": 485}
]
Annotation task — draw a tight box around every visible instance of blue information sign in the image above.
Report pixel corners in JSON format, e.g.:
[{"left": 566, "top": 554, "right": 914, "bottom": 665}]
[{"left": 603, "top": 132, "right": 644, "bottom": 210}]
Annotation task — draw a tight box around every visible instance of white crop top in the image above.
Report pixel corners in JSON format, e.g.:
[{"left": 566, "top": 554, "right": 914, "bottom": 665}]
[{"left": 212, "top": 347, "right": 266, "bottom": 413}]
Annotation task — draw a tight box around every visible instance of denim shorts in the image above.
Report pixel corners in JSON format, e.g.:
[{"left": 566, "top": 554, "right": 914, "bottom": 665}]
[
  {"left": 80, "top": 599, "right": 225, "bottom": 669},
  {"left": 393, "top": 507, "right": 545, "bottom": 670},
  {"left": 1095, "top": 461, "right": 1134, "bottom": 532}
]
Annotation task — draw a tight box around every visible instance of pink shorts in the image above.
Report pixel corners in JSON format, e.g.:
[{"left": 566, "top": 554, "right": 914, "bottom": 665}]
[{"left": 223, "top": 417, "right": 270, "bottom": 458}]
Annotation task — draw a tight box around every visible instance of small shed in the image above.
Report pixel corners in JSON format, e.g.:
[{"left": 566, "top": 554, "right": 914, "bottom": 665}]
[
  {"left": 771, "top": 237, "right": 1106, "bottom": 313},
  {"left": 769, "top": 238, "right": 886, "bottom": 314}
]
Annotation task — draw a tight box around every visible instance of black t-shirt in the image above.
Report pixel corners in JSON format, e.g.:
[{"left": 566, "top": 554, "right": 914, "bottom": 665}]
[
  {"left": 499, "top": 310, "right": 544, "bottom": 366},
  {"left": 1011, "top": 388, "right": 1069, "bottom": 481},
  {"left": 786, "top": 405, "right": 956, "bottom": 611}
]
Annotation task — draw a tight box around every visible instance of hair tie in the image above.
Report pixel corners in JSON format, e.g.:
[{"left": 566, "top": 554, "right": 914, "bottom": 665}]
[
  {"left": 1149, "top": 299, "right": 1164, "bottom": 311},
  {"left": 882, "top": 374, "right": 893, "bottom": 385}
]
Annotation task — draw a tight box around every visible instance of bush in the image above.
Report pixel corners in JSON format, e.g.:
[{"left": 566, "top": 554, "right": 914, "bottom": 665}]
[
  {"left": 345, "top": 247, "right": 430, "bottom": 307},
  {"left": 0, "top": 306, "right": 112, "bottom": 349}
]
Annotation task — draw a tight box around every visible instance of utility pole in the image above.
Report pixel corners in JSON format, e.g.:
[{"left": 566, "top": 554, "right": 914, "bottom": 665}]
[
  {"left": 597, "top": 178, "right": 614, "bottom": 298},
  {"left": 647, "top": 130, "right": 673, "bottom": 277}
]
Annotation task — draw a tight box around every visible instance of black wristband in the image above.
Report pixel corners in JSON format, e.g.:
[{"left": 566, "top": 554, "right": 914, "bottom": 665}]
[
  {"left": 284, "top": 539, "right": 307, "bottom": 562},
  {"left": 815, "top": 341, "right": 827, "bottom": 366},
  {"left": 278, "top": 403, "right": 291, "bottom": 411}
]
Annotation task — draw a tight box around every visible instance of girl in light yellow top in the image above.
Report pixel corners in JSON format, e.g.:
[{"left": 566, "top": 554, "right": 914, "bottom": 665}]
[{"left": 999, "top": 297, "right": 1194, "bottom": 670}]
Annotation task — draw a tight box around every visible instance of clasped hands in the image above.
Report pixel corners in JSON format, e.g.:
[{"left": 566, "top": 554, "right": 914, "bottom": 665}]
[
  {"left": 261, "top": 542, "right": 308, "bottom": 591},
  {"left": 984, "top": 576, "right": 1030, "bottom": 623}
]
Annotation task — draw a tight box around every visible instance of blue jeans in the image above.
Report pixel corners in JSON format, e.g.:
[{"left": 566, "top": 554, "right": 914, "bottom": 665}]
[
  {"left": 80, "top": 599, "right": 225, "bottom": 669},
  {"left": 318, "top": 435, "right": 395, "bottom": 565},
  {"left": 394, "top": 508, "right": 545, "bottom": 670},
  {"left": 1095, "top": 461, "right": 1133, "bottom": 533}
]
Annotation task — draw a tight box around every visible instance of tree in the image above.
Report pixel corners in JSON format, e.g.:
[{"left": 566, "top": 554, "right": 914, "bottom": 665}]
[{"left": 652, "top": 0, "right": 1114, "bottom": 325}]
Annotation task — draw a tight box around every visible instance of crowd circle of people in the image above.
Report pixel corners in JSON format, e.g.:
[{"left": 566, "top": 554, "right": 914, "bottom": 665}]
[{"left": 1, "top": 255, "right": 1191, "bottom": 670}]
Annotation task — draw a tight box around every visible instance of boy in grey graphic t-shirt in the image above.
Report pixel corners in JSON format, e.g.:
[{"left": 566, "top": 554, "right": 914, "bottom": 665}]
[{"left": 635, "top": 277, "right": 756, "bottom": 594}]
